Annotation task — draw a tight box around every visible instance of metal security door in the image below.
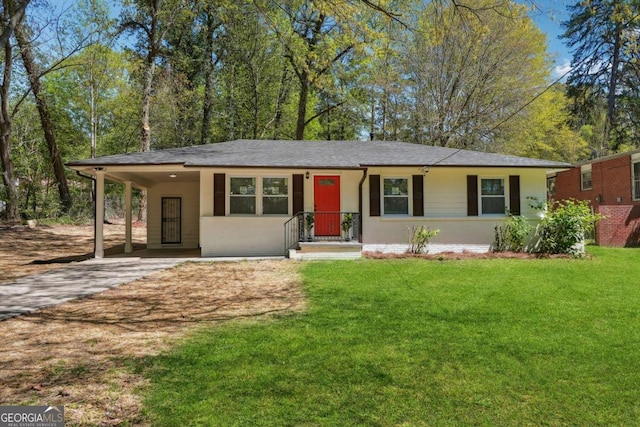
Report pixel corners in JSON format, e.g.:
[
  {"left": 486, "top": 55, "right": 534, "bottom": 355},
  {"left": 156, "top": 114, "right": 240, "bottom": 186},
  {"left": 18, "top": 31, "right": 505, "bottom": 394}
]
[{"left": 161, "top": 197, "right": 182, "bottom": 244}]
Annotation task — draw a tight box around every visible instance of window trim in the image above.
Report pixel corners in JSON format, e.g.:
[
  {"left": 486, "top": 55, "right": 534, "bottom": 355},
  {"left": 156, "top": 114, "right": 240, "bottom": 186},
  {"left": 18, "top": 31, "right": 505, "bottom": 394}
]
[
  {"left": 382, "top": 177, "right": 411, "bottom": 216},
  {"left": 547, "top": 176, "right": 556, "bottom": 197},
  {"left": 229, "top": 176, "right": 257, "bottom": 215},
  {"left": 262, "top": 176, "right": 290, "bottom": 216},
  {"left": 479, "top": 177, "right": 508, "bottom": 216},
  {"left": 228, "top": 175, "right": 291, "bottom": 216},
  {"left": 633, "top": 161, "right": 640, "bottom": 201},
  {"left": 581, "top": 165, "right": 592, "bottom": 191}
]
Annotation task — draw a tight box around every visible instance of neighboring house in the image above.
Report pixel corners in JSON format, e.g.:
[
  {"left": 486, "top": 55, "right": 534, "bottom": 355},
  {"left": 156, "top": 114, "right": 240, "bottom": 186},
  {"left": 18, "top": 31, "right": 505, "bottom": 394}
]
[
  {"left": 67, "top": 139, "right": 567, "bottom": 257},
  {"left": 550, "top": 149, "right": 640, "bottom": 247}
]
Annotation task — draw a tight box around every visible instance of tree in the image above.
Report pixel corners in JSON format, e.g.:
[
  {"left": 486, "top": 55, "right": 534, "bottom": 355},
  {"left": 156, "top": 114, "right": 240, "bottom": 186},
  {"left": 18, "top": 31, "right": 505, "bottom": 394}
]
[
  {"left": 15, "top": 23, "right": 73, "bottom": 212},
  {"left": 561, "top": 0, "right": 640, "bottom": 153},
  {"left": 261, "top": 0, "right": 375, "bottom": 140},
  {"left": 0, "top": 0, "right": 29, "bottom": 221},
  {"left": 499, "top": 86, "right": 590, "bottom": 163},
  {"left": 121, "top": 0, "right": 193, "bottom": 152},
  {"left": 121, "top": 0, "right": 193, "bottom": 220},
  {"left": 403, "top": 0, "right": 549, "bottom": 149}
]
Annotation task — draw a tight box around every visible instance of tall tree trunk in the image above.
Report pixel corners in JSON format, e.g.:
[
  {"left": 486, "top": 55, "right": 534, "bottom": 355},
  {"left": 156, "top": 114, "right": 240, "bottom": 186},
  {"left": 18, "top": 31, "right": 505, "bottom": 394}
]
[
  {"left": 90, "top": 80, "right": 97, "bottom": 158},
  {"left": 15, "top": 25, "right": 72, "bottom": 213},
  {"left": 140, "top": 59, "right": 156, "bottom": 153},
  {"left": 272, "top": 66, "right": 290, "bottom": 139},
  {"left": 137, "top": 40, "right": 159, "bottom": 222},
  {"left": 0, "top": 0, "right": 28, "bottom": 47},
  {"left": 0, "top": 37, "right": 18, "bottom": 221},
  {"left": 604, "top": 24, "right": 622, "bottom": 153},
  {"left": 295, "top": 71, "right": 309, "bottom": 140},
  {"left": 201, "top": 9, "right": 215, "bottom": 145},
  {"left": 0, "top": 0, "right": 24, "bottom": 222}
]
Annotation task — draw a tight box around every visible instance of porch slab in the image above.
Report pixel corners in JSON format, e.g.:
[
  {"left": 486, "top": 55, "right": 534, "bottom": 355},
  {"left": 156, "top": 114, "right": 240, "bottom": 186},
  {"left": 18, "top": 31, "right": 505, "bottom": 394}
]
[
  {"left": 288, "top": 249, "right": 362, "bottom": 261},
  {"left": 298, "top": 241, "right": 363, "bottom": 253}
]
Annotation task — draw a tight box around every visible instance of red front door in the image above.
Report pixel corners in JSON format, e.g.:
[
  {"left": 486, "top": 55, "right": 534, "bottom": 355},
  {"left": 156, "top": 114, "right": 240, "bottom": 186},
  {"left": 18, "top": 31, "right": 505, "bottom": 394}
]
[{"left": 314, "top": 175, "right": 340, "bottom": 236}]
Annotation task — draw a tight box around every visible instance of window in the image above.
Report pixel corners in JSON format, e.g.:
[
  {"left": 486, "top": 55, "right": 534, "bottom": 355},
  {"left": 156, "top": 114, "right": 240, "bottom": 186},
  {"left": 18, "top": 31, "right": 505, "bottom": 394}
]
[
  {"left": 383, "top": 178, "right": 409, "bottom": 215},
  {"left": 547, "top": 176, "right": 556, "bottom": 196},
  {"left": 263, "top": 177, "right": 288, "bottom": 215},
  {"left": 230, "top": 177, "right": 256, "bottom": 214},
  {"left": 229, "top": 176, "right": 290, "bottom": 215},
  {"left": 581, "top": 170, "right": 592, "bottom": 191},
  {"left": 480, "top": 178, "right": 505, "bottom": 214},
  {"left": 634, "top": 162, "right": 640, "bottom": 200}
]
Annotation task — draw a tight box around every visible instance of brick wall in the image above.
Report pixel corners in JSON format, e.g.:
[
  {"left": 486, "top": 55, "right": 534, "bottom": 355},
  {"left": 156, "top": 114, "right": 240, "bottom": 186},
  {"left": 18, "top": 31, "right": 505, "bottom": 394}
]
[
  {"left": 553, "top": 154, "right": 640, "bottom": 247},
  {"left": 597, "top": 205, "right": 640, "bottom": 247}
]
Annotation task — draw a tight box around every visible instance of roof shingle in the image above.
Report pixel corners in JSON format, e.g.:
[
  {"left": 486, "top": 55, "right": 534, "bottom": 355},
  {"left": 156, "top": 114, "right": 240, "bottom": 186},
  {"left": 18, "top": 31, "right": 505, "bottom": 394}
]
[{"left": 67, "top": 139, "right": 569, "bottom": 169}]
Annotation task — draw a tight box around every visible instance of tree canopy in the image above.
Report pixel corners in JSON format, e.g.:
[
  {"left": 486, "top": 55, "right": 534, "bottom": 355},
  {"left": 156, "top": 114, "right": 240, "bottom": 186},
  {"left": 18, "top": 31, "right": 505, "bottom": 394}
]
[{"left": 0, "top": 0, "right": 623, "bottom": 221}]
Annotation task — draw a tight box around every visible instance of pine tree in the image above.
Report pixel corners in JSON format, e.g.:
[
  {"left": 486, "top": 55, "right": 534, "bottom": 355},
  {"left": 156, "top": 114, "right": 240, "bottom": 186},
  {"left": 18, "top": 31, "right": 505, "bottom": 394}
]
[{"left": 561, "top": 0, "right": 640, "bottom": 153}]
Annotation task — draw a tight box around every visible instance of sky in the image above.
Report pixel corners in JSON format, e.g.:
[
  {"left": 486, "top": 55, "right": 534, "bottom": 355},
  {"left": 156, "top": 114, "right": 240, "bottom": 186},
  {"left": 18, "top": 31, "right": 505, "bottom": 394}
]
[{"left": 525, "top": 0, "right": 573, "bottom": 79}]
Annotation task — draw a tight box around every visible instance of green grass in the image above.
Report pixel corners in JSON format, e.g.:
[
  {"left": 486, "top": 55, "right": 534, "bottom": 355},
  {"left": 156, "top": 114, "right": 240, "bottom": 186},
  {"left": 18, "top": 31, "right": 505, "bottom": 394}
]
[{"left": 142, "top": 247, "right": 640, "bottom": 426}]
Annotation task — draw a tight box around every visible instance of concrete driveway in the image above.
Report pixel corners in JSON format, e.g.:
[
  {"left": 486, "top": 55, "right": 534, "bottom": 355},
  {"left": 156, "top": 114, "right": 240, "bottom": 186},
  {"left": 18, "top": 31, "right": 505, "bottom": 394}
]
[{"left": 0, "top": 257, "right": 186, "bottom": 320}]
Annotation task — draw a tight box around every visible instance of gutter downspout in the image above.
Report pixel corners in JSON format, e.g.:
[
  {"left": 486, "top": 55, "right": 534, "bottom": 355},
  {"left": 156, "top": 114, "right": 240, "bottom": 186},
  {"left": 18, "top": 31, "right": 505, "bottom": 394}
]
[
  {"left": 358, "top": 168, "right": 368, "bottom": 243},
  {"left": 75, "top": 170, "right": 97, "bottom": 257}
]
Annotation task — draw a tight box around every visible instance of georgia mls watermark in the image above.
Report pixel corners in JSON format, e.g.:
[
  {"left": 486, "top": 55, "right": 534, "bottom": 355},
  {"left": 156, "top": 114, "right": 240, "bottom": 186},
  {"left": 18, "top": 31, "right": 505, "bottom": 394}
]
[{"left": 0, "top": 406, "right": 64, "bottom": 427}]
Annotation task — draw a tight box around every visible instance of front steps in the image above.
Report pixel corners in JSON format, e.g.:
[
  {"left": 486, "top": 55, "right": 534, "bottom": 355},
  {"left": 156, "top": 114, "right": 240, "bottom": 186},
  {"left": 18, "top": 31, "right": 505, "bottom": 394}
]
[{"left": 288, "top": 241, "right": 362, "bottom": 260}]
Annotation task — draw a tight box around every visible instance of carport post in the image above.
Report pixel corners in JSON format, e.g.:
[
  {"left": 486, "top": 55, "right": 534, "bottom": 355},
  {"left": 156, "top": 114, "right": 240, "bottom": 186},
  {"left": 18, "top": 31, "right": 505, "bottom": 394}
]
[
  {"left": 124, "top": 181, "right": 133, "bottom": 253},
  {"left": 95, "top": 169, "right": 105, "bottom": 259}
]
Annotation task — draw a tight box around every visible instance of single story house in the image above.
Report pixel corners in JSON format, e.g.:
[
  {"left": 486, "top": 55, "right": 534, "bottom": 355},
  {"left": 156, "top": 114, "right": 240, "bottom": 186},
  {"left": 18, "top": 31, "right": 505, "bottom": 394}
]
[
  {"left": 549, "top": 148, "right": 640, "bottom": 247},
  {"left": 67, "top": 139, "right": 568, "bottom": 258}
]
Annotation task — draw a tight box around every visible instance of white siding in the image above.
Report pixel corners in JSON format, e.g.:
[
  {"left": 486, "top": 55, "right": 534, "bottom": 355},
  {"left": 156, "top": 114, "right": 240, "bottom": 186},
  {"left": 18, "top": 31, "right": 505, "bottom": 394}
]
[
  {"left": 142, "top": 165, "right": 548, "bottom": 255},
  {"left": 362, "top": 166, "right": 547, "bottom": 245},
  {"left": 147, "top": 181, "right": 200, "bottom": 249},
  {"left": 198, "top": 168, "right": 365, "bottom": 256}
]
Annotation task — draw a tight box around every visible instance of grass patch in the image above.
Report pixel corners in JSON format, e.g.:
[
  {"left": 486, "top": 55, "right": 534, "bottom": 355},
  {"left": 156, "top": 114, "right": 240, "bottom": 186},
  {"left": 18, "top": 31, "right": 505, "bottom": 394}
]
[{"left": 143, "top": 248, "right": 640, "bottom": 426}]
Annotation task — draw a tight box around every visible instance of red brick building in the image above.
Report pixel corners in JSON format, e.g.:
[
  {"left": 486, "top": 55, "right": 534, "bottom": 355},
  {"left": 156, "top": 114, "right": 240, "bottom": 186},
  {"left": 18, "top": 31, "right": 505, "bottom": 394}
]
[{"left": 549, "top": 150, "right": 640, "bottom": 247}]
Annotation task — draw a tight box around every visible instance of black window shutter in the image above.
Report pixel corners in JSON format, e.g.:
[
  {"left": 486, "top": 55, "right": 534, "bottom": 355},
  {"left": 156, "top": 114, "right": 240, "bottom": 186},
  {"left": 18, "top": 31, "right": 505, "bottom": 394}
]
[
  {"left": 467, "top": 175, "right": 478, "bottom": 216},
  {"left": 412, "top": 175, "right": 424, "bottom": 216},
  {"left": 509, "top": 175, "right": 521, "bottom": 216},
  {"left": 370, "top": 175, "right": 381, "bottom": 217},
  {"left": 292, "top": 174, "right": 304, "bottom": 215},
  {"left": 213, "top": 173, "right": 225, "bottom": 216}
]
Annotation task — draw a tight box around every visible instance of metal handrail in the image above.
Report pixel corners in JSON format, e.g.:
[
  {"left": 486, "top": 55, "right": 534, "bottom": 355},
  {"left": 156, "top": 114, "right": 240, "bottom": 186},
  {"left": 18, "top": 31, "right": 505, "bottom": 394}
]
[{"left": 284, "top": 211, "right": 360, "bottom": 254}]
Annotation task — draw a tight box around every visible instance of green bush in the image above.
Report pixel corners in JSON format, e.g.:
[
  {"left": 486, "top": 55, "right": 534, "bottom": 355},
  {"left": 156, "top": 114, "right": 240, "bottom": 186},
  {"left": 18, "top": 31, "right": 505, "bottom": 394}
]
[
  {"left": 407, "top": 226, "right": 439, "bottom": 254},
  {"left": 533, "top": 198, "right": 603, "bottom": 255},
  {"left": 493, "top": 214, "right": 532, "bottom": 252}
]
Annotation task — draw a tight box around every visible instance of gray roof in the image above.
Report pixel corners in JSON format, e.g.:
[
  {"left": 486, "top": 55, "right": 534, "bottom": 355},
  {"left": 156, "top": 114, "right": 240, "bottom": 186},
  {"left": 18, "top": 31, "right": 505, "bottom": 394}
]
[{"left": 67, "top": 139, "right": 569, "bottom": 169}]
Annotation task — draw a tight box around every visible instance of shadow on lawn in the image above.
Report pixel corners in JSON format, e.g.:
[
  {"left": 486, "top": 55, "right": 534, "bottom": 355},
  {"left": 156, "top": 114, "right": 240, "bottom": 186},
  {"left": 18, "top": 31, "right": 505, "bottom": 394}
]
[{"left": 29, "top": 243, "right": 146, "bottom": 264}]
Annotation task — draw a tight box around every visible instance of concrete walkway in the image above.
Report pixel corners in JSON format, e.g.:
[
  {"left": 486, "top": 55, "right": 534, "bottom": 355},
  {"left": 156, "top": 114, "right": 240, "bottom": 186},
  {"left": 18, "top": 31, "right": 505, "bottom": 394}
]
[{"left": 0, "top": 257, "right": 187, "bottom": 321}]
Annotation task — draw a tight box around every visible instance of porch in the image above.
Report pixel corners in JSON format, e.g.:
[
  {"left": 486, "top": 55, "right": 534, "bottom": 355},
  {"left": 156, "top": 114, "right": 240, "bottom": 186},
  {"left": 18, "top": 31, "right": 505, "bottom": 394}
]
[{"left": 285, "top": 211, "right": 362, "bottom": 259}]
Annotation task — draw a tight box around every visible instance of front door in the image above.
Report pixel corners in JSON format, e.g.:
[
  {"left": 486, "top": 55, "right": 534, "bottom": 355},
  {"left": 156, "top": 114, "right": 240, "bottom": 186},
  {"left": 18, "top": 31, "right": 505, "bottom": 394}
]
[
  {"left": 161, "top": 197, "right": 182, "bottom": 244},
  {"left": 314, "top": 176, "right": 340, "bottom": 236}
]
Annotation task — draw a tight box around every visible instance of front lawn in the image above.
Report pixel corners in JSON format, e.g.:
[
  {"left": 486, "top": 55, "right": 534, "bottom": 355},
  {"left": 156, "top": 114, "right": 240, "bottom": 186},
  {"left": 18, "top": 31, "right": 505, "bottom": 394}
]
[{"left": 143, "top": 247, "right": 640, "bottom": 426}]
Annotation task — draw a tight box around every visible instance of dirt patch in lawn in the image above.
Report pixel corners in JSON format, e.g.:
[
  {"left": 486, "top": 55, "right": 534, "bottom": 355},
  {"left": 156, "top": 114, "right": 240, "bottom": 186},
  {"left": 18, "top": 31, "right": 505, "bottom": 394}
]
[
  {"left": 0, "top": 260, "right": 304, "bottom": 426},
  {"left": 0, "top": 223, "right": 146, "bottom": 284}
]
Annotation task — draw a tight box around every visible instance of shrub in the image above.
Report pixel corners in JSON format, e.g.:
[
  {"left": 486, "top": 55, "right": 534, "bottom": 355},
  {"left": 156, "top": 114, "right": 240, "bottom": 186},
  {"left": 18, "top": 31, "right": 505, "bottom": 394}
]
[
  {"left": 532, "top": 198, "right": 603, "bottom": 255},
  {"left": 493, "top": 214, "right": 532, "bottom": 253},
  {"left": 408, "top": 226, "right": 439, "bottom": 254}
]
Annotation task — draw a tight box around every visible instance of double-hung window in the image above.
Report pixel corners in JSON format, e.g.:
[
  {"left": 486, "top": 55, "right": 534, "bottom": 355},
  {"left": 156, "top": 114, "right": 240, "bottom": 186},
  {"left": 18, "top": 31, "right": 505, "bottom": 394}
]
[
  {"left": 581, "top": 165, "right": 592, "bottom": 191},
  {"left": 229, "top": 177, "right": 256, "bottom": 214},
  {"left": 547, "top": 176, "right": 556, "bottom": 197},
  {"left": 480, "top": 178, "right": 505, "bottom": 214},
  {"left": 634, "top": 162, "right": 640, "bottom": 200},
  {"left": 383, "top": 178, "right": 409, "bottom": 215},
  {"left": 229, "top": 176, "right": 289, "bottom": 215},
  {"left": 262, "top": 177, "right": 289, "bottom": 215}
]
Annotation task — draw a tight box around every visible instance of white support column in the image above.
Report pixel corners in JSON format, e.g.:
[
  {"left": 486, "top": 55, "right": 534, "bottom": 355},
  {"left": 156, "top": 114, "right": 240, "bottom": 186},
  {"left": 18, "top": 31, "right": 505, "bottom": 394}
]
[
  {"left": 95, "top": 170, "right": 105, "bottom": 259},
  {"left": 124, "top": 181, "right": 133, "bottom": 253}
]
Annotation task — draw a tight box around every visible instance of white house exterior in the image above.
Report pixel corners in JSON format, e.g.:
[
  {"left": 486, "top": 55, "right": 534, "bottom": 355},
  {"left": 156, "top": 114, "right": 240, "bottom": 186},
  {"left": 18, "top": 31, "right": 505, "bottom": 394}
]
[{"left": 67, "top": 140, "right": 568, "bottom": 258}]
